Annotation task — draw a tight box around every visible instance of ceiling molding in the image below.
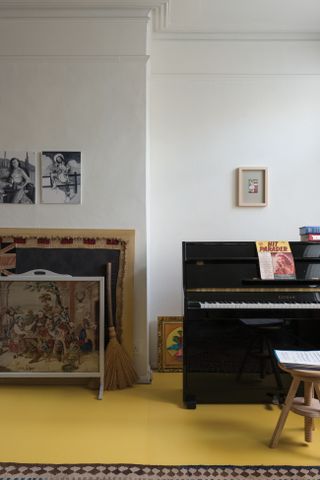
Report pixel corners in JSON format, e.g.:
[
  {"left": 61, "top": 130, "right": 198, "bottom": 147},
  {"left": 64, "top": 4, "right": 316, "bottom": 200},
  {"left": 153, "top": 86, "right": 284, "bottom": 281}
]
[
  {"left": 0, "top": 0, "right": 169, "bottom": 18},
  {"left": 1, "top": 0, "right": 317, "bottom": 41},
  {"left": 152, "top": 72, "right": 320, "bottom": 78},
  {"left": 0, "top": 54, "right": 150, "bottom": 63},
  {"left": 153, "top": 31, "right": 320, "bottom": 41},
  {"left": 152, "top": 1, "right": 170, "bottom": 31},
  {"left": 0, "top": 0, "right": 166, "bottom": 7},
  {"left": 151, "top": 1, "right": 320, "bottom": 40}
]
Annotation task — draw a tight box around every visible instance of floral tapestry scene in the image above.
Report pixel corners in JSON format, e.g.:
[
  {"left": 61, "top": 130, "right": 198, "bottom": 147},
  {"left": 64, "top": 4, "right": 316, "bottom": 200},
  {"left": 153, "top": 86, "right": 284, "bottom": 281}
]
[{"left": 0, "top": 279, "right": 101, "bottom": 374}]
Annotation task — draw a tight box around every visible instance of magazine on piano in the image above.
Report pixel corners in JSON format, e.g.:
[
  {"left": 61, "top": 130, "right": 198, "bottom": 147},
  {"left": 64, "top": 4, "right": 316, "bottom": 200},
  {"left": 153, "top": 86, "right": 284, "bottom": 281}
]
[
  {"left": 274, "top": 349, "right": 320, "bottom": 370},
  {"left": 256, "top": 241, "right": 296, "bottom": 280}
]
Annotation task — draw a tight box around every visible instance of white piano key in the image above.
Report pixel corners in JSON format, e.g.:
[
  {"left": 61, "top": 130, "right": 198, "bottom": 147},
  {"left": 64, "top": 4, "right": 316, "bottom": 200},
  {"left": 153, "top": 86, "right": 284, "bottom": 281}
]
[{"left": 197, "top": 302, "right": 320, "bottom": 309}]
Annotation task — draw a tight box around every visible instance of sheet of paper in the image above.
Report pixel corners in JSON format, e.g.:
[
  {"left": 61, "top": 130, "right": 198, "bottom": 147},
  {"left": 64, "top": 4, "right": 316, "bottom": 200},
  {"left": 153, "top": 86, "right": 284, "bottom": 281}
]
[{"left": 274, "top": 350, "right": 320, "bottom": 366}]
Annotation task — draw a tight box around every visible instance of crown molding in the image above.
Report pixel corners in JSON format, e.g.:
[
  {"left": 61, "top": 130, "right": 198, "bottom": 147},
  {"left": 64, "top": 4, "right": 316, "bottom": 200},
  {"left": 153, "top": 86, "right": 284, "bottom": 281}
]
[
  {"left": 0, "top": 54, "right": 149, "bottom": 63},
  {"left": 150, "top": 1, "right": 320, "bottom": 40},
  {"left": 0, "top": 0, "right": 168, "bottom": 18},
  {"left": 152, "top": 0, "right": 170, "bottom": 31},
  {"left": 0, "top": 0, "right": 166, "bottom": 7},
  {"left": 153, "top": 31, "right": 320, "bottom": 42},
  {"left": 152, "top": 73, "right": 320, "bottom": 78}
]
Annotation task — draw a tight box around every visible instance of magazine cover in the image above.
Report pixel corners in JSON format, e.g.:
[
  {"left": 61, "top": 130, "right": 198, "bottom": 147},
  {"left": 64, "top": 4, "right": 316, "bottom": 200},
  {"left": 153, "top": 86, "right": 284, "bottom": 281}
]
[{"left": 256, "top": 241, "right": 296, "bottom": 280}]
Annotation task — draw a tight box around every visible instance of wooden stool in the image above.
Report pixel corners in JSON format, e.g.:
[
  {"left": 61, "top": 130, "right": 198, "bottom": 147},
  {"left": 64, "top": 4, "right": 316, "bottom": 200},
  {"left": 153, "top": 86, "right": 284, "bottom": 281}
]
[{"left": 269, "top": 365, "right": 320, "bottom": 448}]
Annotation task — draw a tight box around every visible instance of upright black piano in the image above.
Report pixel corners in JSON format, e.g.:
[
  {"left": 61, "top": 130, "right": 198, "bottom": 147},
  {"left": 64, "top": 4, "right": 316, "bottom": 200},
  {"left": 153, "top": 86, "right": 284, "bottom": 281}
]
[{"left": 183, "top": 241, "right": 320, "bottom": 408}]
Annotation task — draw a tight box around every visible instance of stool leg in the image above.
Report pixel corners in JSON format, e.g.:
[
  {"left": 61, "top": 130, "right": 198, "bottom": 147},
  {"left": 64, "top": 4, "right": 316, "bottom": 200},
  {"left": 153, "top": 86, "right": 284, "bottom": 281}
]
[
  {"left": 310, "top": 384, "right": 316, "bottom": 431},
  {"left": 313, "top": 383, "right": 320, "bottom": 432},
  {"left": 304, "top": 381, "right": 313, "bottom": 442},
  {"left": 269, "top": 377, "right": 300, "bottom": 448},
  {"left": 314, "top": 383, "right": 320, "bottom": 401}
]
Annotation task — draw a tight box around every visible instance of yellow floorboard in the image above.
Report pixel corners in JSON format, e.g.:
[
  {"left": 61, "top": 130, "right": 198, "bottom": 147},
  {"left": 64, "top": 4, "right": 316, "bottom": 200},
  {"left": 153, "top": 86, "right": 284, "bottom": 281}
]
[{"left": 0, "top": 372, "right": 320, "bottom": 465}]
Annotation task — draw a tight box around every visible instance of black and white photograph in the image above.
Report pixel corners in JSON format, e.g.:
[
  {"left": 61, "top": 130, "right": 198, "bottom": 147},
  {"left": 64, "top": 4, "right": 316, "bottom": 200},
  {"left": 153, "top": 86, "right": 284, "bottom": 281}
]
[
  {"left": 41, "top": 151, "right": 81, "bottom": 204},
  {"left": 0, "top": 151, "right": 36, "bottom": 204}
]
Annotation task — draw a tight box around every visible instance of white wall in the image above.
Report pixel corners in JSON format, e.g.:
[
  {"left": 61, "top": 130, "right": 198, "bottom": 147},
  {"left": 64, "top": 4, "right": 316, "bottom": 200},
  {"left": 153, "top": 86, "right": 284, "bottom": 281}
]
[
  {"left": 149, "top": 37, "right": 320, "bottom": 367},
  {"left": 0, "top": 6, "right": 151, "bottom": 380}
]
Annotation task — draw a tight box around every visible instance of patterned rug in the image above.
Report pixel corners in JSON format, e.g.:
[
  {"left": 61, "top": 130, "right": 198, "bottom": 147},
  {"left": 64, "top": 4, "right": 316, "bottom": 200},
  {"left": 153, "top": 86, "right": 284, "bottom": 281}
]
[{"left": 0, "top": 463, "right": 319, "bottom": 480}]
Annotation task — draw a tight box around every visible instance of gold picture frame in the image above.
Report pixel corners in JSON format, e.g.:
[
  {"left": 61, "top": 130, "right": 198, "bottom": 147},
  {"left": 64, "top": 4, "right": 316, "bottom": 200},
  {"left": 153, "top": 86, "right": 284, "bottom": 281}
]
[
  {"left": 158, "top": 316, "right": 183, "bottom": 372},
  {"left": 237, "top": 167, "right": 268, "bottom": 207}
]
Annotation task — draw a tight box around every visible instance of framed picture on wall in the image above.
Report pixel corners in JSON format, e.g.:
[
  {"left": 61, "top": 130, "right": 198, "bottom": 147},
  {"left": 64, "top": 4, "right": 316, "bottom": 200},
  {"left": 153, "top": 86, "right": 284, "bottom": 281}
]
[
  {"left": 237, "top": 166, "right": 268, "bottom": 207},
  {"left": 41, "top": 151, "right": 81, "bottom": 204},
  {"left": 0, "top": 151, "right": 36, "bottom": 204},
  {"left": 158, "top": 316, "right": 183, "bottom": 372}
]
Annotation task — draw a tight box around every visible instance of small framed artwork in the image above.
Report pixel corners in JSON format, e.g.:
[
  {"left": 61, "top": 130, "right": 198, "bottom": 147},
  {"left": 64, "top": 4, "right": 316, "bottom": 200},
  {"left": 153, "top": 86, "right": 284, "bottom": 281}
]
[
  {"left": 158, "top": 316, "right": 183, "bottom": 372},
  {"left": 0, "top": 151, "right": 36, "bottom": 204},
  {"left": 41, "top": 151, "right": 81, "bottom": 204},
  {"left": 237, "top": 167, "right": 268, "bottom": 207}
]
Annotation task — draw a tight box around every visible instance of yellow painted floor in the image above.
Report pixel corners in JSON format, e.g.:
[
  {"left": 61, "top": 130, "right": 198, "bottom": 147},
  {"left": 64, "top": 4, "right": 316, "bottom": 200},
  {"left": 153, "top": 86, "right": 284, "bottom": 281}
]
[{"left": 0, "top": 372, "right": 320, "bottom": 465}]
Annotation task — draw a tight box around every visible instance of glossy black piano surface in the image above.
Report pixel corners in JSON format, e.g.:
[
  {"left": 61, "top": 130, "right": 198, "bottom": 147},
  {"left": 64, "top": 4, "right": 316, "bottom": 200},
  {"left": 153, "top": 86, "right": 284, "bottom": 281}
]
[{"left": 182, "top": 241, "right": 320, "bottom": 408}]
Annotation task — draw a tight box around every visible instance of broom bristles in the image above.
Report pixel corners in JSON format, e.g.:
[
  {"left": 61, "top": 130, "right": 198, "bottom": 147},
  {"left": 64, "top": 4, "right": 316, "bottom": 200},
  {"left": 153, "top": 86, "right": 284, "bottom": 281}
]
[
  {"left": 105, "top": 328, "right": 139, "bottom": 390},
  {"left": 104, "top": 263, "right": 138, "bottom": 390},
  {"left": 105, "top": 326, "right": 138, "bottom": 390}
]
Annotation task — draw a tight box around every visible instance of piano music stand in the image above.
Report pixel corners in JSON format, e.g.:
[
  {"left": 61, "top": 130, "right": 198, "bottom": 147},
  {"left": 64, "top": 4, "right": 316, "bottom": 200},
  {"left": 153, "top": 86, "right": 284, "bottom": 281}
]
[
  {"left": 270, "top": 365, "right": 320, "bottom": 448},
  {"left": 237, "top": 318, "right": 284, "bottom": 395}
]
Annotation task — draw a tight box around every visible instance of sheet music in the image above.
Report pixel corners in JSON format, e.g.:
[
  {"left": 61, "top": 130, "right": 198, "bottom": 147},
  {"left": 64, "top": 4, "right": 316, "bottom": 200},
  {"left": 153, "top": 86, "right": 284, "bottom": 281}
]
[{"left": 274, "top": 349, "right": 320, "bottom": 368}]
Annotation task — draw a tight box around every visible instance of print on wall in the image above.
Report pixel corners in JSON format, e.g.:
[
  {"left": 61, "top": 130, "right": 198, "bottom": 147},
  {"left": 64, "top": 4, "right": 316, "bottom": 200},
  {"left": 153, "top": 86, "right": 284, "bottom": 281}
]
[
  {"left": 41, "top": 151, "right": 81, "bottom": 204},
  {"left": 0, "top": 151, "right": 36, "bottom": 204},
  {"left": 237, "top": 166, "right": 268, "bottom": 207}
]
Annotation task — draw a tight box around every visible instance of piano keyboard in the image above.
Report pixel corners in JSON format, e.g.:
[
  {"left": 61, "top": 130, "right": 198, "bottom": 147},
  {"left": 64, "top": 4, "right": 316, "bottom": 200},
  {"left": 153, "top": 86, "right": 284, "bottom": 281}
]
[{"left": 189, "top": 301, "right": 320, "bottom": 309}]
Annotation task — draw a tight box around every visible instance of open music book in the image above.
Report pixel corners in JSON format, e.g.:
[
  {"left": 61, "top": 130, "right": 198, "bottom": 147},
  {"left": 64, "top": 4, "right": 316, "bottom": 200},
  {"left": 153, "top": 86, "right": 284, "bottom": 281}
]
[{"left": 274, "top": 349, "right": 320, "bottom": 370}]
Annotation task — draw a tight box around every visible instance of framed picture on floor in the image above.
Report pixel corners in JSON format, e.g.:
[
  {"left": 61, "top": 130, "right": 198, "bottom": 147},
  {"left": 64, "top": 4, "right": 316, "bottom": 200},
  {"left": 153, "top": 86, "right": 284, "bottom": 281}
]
[
  {"left": 0, "top": 271, "right": 105, "bottom": 399},
  {"left": 158, "top": 316, "right": 183, "bottom": 372},
  {"left": 237, "top": 166, "right": 268, "bottom": 207}
]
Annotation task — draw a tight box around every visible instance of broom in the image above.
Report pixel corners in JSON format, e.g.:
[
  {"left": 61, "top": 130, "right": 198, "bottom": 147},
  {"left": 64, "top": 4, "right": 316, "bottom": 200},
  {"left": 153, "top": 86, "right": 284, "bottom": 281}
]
[{"left": 104, "top": 262, "right": 138, "bottom": 390}]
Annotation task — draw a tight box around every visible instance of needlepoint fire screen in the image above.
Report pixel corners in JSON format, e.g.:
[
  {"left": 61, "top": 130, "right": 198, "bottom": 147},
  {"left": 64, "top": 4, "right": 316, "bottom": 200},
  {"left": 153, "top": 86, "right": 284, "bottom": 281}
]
[{"left": 0, "top": 272, "right": 105, "bottom": 399}]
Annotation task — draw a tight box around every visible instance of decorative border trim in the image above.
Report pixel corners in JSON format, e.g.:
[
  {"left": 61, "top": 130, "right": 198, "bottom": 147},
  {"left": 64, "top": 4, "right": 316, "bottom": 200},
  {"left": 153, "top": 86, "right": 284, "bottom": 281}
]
[{"left": 0, "top": 463, "right": 319, "bottom": 479}]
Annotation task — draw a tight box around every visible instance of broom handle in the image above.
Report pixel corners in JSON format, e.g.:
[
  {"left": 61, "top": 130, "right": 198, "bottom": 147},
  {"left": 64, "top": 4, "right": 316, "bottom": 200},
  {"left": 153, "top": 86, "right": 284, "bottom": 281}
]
[{"left": 107, "top": 262, "right": 117, "bottom": 338}]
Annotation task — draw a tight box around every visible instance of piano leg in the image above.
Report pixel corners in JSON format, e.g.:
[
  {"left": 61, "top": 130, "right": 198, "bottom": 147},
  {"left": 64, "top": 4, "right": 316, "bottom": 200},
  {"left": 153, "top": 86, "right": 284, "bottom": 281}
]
[{"left": 184, "top": 394, "right": 197, "bottom": 410}]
